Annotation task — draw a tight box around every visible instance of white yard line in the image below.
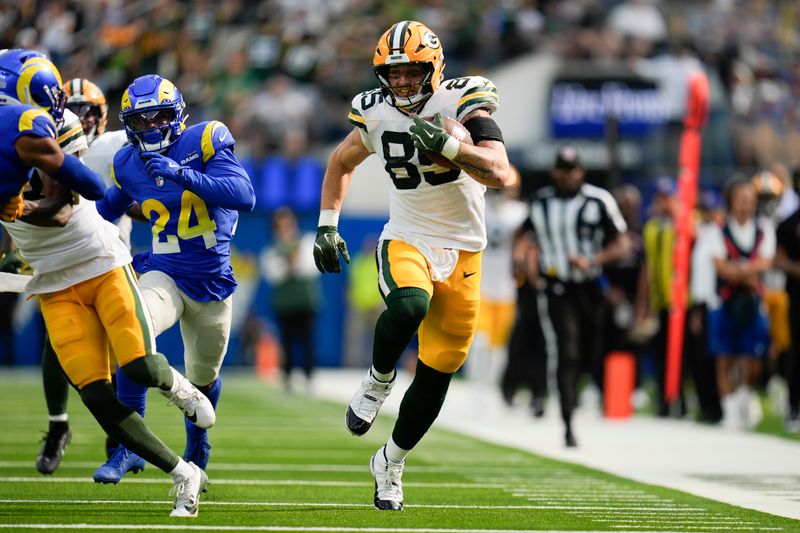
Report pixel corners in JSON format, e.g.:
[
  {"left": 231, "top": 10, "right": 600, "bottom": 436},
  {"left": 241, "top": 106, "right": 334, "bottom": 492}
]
[
  {"left": 3, "top": 526, "right": 782, "bottom": 533},
  {"left": 312, "top": 369, "right": 800, "bottom": 521},
  {"left": 0, "top": 499, "right": 597, "bottom": 510}
]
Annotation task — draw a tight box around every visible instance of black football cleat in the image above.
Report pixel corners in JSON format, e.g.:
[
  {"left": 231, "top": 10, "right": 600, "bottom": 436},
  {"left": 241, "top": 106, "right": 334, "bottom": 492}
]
[{"left": 36, "top": 422, "right": 72, "bottom": 475}]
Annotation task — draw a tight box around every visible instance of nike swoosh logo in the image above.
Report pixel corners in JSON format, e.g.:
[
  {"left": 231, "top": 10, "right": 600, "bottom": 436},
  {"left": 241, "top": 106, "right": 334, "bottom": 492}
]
[
  {"left": 422, "top": 130, "right": 435, "bottom": 140},
  {"left": 187, "top": 412, "right": 197, "bottom": 423},
  {"left": 463, "top": 272, "right": 477, "bottom": 278}
]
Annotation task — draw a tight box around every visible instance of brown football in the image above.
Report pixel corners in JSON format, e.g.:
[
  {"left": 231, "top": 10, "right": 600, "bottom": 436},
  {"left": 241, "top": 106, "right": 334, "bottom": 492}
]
[{"left": 420, "top": 115, "right": 473, "bottom": 170}]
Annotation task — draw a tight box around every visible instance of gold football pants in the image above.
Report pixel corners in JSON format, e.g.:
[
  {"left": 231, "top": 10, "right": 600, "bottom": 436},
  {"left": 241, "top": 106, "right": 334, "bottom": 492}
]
[
  {"left": 39, "top": 265, "right": 156, "bottom": 389},
  {"left": 377, "top": 240, "right": 481, "bottom": 373}
]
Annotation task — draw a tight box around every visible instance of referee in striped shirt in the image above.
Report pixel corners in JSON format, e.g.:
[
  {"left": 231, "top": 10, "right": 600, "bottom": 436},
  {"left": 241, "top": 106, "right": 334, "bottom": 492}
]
[{"left": 526, "top": 145, "right": 630, "bottom": 447}]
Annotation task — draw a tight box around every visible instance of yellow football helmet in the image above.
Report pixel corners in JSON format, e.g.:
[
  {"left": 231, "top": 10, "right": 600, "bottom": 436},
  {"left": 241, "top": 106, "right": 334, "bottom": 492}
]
[
  {"left": 752, "top": 170, "right": 784, "bottom": 197},
  {"left": 64, "top": 78, "right": 108, "bottom": 145},
  {"left": 373, "top": 20, "right": 445, "bottom": 111},
  {"left": 751, "top": 170, "right": 784, "bottom": 218}
]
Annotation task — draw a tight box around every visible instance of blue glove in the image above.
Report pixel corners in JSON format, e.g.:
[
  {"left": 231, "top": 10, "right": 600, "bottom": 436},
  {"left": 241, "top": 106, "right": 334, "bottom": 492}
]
[{"left": 142, "top": 152, "right": 186, "bottom": 186}]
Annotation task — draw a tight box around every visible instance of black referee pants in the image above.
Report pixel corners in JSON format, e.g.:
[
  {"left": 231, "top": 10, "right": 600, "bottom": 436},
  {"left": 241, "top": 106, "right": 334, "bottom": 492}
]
[
  {"left": 788, "top": 299, "right": 800, "bottom": 415},
  {"left": 544, "top": 279, "right": 605, "bottom": 424},
  {"left": 502, "top": 280, "right": 547, "bottom": 404},
  {"left": 276, "top": 310, "right": 316, "bottom": 380}
]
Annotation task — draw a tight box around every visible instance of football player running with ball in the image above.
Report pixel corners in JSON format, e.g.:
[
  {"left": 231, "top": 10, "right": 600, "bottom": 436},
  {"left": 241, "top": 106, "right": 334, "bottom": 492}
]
[
  {"left": 313, "top": 21, "right": 513, "bottom": 510},
  {"left": 95, "top": 74, "right": 255, "bottom": 488}
]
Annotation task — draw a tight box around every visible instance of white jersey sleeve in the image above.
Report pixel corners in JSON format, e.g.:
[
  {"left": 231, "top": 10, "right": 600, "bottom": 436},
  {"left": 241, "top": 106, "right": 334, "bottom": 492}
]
[
  {"left": 445, "top": 75, "right": 499, "bottom": 121},
  {"left": 83, "top": 129, "right": 132, "bottom": 249},
  {"left": 83, "top": 130, "right": 128, "bottom": 188},
  {"left": 347, "top": 76, "right": 500, "bottom": 253},
  {"left": 57, "top": 108, "right": 88, "bottom": 156}
]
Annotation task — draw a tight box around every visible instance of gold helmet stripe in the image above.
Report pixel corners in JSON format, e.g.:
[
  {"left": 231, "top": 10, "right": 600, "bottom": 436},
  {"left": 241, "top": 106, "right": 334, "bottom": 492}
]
[
  {"left": 120, "top": 89, "right": 131, "bottom": 112},
  {"left": 158, "top": 78, "right": 176, "bottom": 104},
  {"left": 17, "top": 59, "right": 58, "bottom": 106}
]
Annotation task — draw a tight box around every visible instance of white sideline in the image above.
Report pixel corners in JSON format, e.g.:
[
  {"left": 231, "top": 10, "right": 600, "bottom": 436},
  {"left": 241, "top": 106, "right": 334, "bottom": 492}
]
[{"left": 312, "top": 369, "right": 800, "bottom": 521}]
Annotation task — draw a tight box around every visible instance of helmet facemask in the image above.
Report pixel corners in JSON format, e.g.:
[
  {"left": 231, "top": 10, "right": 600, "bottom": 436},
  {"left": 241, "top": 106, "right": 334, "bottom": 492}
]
[
  {"left": 38, "top": 82, "right": 66, "bottom": 127},
  {"left": 374, "top": 62, "right": 436, "bottom": 111},
  {"left": 67, "top": 103, "right": 102, "bottom": 143},
  {"left": 122, "top": 106, "right": 183, "bottom": 153}
]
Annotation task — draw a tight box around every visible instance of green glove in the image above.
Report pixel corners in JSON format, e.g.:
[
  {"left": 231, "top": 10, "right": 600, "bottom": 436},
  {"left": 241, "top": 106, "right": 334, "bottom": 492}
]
[
  {"left": 409, "top": 112, "right": 462, "bottom": 161},
  {"left": 0, "top": 249, "right": 24, "bottom": 274},
  {"left": 313, "top": 225, "right": 350, "bottom": 273}
]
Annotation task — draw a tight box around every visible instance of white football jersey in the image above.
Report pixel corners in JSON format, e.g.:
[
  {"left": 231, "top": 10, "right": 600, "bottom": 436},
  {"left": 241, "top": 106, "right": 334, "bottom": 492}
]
[
  {"left": 84, "top": 129, "right": 132, "bottom": 248},
  {"left": 348, "top": 75, "right": 500, "bottom": 252},
  {"left": 1, "top": 115, "right": 131, "bottom": 294},
  {"left": 56, "top": 108, "right": 88, "bottom": 156},
  {"left": 84, "top": 130, "right": 128, "bottom": 188}
]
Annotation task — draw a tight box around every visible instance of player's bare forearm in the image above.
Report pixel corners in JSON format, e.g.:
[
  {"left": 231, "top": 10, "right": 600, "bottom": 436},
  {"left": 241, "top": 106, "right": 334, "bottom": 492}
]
[
  {"left": 320, "top": 167, "right": 353, "bottom": 212},
  {"left": 20, "top": 199, "right": 72, "bottom": 227},
  {"left": 320, "top": 129, "right": 369, "bottom": 211},
  {"left": 452, "top": 140, "right": 511, "bottom": 188},
  {"left": 19, "top": 177, "right": 73, "bottom": 227}
]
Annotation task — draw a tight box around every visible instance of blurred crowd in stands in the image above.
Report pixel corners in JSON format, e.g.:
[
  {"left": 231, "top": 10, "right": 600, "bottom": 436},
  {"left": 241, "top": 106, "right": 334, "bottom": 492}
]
[
  {"left": 1, "top": 0, "right": 799, "bottom": 174},
  {"left": 2, "top": 0, "right": 800, "bottom": 435}
]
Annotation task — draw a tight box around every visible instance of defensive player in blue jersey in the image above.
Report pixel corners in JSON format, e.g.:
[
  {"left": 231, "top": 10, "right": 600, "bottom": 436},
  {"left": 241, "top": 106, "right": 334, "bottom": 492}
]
[
  {"left": 0, "top": 50, "right": 216, "bottom": 518},
  {"left": 0, "top": 49, "right": 106, "bottom": 219},
  {"left": 95, "top": 74, "right": 256, "bottom": 483}
]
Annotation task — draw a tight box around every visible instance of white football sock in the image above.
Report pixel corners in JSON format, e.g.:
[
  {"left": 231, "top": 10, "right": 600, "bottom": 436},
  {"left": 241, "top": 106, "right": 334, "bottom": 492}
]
[
  {"left": 371, "top": 367, "right": 395, "bottom": 383},
  {"left": 168, "top": 458, "right": 194, "bottom": 481},
  {"left": 385, "top": 437, "right": 410, "bottom": 464}
]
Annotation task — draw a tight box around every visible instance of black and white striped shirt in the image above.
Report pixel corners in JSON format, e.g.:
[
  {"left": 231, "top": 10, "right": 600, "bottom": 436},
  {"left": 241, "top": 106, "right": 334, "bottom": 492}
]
[{"left": 527, "top": 183, "right": 627, "bottom": 283}]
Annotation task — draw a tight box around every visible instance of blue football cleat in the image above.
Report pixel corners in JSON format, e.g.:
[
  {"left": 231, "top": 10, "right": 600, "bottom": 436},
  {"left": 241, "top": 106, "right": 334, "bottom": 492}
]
[
  {"left": 93, "top": 446, "right": 145, "bottom": 484},
  {"left": 183, "top": 433, "right": 211, "bottom": 471}
]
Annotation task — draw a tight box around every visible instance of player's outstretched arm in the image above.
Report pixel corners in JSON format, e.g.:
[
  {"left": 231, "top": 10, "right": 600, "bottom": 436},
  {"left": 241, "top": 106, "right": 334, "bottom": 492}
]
[
  {"left": 15, "top": 136, "right": 106, "bottom": 200},
  {"left": 142, "top": 151, "right": 256, "bottom": 212},
  {"left": 96, "top": 184, "right": 135, "bottom": 223}
]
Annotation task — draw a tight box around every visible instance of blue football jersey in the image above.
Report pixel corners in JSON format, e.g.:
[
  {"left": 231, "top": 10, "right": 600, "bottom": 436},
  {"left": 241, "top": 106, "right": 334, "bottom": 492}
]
[
  {"left": 0, "top": 105, "right": 57, "bottom": 203},
  {"left": 102, "top": 120, "right": 254, "bottom": 302}
]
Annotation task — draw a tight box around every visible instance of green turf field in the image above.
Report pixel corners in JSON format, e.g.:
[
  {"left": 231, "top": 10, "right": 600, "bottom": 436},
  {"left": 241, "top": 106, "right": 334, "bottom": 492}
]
[{"left": 0, "top": 370, "right": 797, "bottom": 532}]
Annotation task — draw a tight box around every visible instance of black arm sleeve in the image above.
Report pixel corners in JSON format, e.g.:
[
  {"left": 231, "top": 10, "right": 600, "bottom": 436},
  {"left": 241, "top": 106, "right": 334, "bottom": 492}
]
[{"left": 463, "top": 116, "right": 504, "bottom": 144}]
